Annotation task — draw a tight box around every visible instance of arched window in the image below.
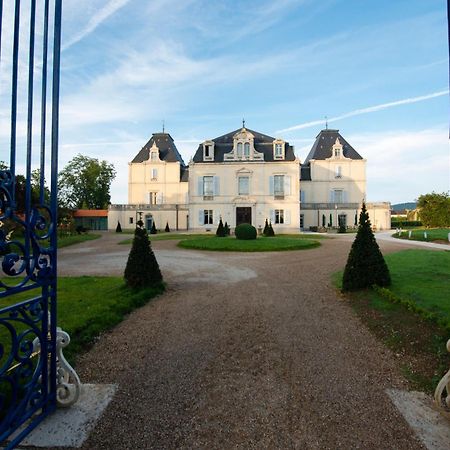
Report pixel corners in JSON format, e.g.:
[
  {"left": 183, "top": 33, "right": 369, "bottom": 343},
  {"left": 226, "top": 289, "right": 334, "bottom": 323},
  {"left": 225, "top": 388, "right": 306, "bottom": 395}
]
[
  {"left": 237, "top": 142, "right": 243, "bottom": 157},
  {"left": 244, "top": 142, "right": 250, "bottom": 157}
]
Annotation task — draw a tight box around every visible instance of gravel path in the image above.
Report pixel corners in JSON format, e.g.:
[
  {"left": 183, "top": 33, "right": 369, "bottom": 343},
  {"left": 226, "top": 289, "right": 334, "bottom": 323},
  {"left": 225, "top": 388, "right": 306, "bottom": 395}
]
[{"left": 65, "top": 233, "right": 425, "bottom": 449}]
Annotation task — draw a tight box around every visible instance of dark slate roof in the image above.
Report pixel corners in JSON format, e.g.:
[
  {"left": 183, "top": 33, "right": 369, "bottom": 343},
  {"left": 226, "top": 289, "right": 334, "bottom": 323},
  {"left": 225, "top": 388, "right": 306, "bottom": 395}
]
[
  {"left": 303, "top": 129, "right": 362, "bottom": 165},
  {"left": 300, "top": 166, "right": 311, "bottom": 181},
  {"left": 131, "top": 133, "right": 186, "bottom": 166},
  {"left": 192, "top": 128, "right": 296, "bottom": 163},
  {"left": 180, "top": 166, "right": 189, "bottom": 182}
]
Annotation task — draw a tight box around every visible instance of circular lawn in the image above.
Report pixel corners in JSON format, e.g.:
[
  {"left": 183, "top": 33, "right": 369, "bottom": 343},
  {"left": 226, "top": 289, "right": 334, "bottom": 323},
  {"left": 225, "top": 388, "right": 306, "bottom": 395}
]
[{"left": 177, "top": 235, "right": 320, "bottom": 252}]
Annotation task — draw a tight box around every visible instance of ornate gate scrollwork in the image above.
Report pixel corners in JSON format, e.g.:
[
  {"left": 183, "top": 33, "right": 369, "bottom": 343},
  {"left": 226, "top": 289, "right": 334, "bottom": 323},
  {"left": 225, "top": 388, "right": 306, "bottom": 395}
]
[{"left": 0, "top": 1, "right": 63, "bottom": 448}]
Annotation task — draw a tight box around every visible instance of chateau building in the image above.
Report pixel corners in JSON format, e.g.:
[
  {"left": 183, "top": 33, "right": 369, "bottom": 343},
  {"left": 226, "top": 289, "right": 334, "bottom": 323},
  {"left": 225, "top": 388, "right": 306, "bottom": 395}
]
[{"left": 108, "top": 126, "right": 390, "bottom": 232}]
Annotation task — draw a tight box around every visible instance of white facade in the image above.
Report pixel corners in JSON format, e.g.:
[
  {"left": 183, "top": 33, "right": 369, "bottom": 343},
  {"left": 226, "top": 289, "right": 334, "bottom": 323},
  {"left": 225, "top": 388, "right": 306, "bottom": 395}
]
[{"left": 108, "top": 127, "right": 391, "bottom": 232}]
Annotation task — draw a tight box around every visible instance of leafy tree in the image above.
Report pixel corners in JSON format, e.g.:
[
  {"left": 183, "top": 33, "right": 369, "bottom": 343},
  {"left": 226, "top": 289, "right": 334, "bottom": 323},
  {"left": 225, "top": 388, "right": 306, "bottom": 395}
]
[
  {"left": 416, "top": 192, "right": 450, "bottom": 227},
  {"left": 116, "top": 221, "right": 122, "bottom": 232},
  {"left": 342, "top": 202, "right": 391, "bottom": 291},
  {"left": 216, "top": 218, "right": 225, "bottom": 237},
  {"left": 124, "top": 224, "right": 162, "bottom": 288},
  {"left": 58, "top": 155, "right": 116, "bottom": 209},
  {"left": 165, "top": 222, "right": 170, "bottom": 232},
  {"left": 150, "top": 221, "right": 157, "bottom": 234}
]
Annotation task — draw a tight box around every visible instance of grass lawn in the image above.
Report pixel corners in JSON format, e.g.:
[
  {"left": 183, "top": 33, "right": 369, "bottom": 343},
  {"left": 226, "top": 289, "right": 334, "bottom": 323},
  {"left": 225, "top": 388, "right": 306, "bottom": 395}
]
[
  {"left": 178, "top": 235, "right": 321, "bottom": 252},
  {"left": 392, "top": 228, "right": 450, "bottom": 243},
  {"left": 58, "top": 232, "right": 101, "bottom": 248},
  {"left": 0, "top": 277, "right": 165, "bottom": 364},
  {"left": 335, "top": 249, "right": 450, "bottom": 392}
]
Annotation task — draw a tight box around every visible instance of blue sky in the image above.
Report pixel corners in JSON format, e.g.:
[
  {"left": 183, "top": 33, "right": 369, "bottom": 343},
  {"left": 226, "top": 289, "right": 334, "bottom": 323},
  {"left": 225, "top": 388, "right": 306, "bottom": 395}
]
[{"left": 1, "top": 0, "right": 449, "bottom": 204}]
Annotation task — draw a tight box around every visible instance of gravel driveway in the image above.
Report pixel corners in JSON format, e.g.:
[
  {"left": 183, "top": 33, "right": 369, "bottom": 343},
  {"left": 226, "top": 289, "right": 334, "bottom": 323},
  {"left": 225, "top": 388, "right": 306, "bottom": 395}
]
[{"left": 63, "top": 233, "right": 425, "bottom": 449}]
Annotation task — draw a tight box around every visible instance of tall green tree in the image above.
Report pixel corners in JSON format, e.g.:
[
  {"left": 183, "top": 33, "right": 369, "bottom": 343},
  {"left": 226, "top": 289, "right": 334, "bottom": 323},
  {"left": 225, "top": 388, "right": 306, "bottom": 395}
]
[
  {"left": 416, "top": 192, "right": 450, "bottom": 227},
  {"left": 342, "top": 202, "right": 391, "bottom": 291},
  {"left": 58, "top": 155, "right": 116, "bottom": 209}
]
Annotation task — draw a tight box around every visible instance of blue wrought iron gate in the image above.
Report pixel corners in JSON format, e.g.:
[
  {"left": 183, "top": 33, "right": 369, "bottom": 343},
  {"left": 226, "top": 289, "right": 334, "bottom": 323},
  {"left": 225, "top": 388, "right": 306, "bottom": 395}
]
[{"left": 0, "top": 0, "right": 62, "bottom": 448}]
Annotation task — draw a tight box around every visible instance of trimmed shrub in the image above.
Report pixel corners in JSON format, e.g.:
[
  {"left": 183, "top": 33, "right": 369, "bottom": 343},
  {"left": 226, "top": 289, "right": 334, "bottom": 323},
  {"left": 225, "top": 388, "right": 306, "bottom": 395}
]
[
  {"left": 116, "top": 221, "right": 122, "bottom": 233},
  {"left": 165, "top": 222, "right": 170, "bottom": 232},
  {"left": 322, "top": 214, "right": 326, "bottom": 228},
  {"left": 151, "top": 221, "right": 157, "bottom": 234},
  {"left": 235, "top": 223, "right": 257, "bottom": 240},
  {"left": 263, "top": 219, "right": 269, "bottom": 236},
  {"left": 216, "top": 218, "right": 225, "bottom": 237},
  {"left": 265, "top": 221, "right": 275, "bottom": 237},
  {"left": 342, "top": 202, "right": 391, "bottom": 291},
  {"left": 124, "top": 225, "right": 163, "bottom": 288},
  {"left": 338, "top": 224, "right": 346, "bottom": 233},
  {"left": 224, "top": 221, "right": 230, "bottom": 236}
]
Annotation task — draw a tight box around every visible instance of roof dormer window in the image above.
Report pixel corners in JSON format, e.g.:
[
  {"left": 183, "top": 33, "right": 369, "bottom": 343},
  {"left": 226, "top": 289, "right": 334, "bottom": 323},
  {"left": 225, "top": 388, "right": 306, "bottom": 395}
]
[
  {"left": 244, "top": 142, "right": 250, "bottom": 157},
  {"left": 331, "top": 138, "right": 344, "bottom": 159},
  {"left": 203, "top": 140, "right": 214, "bottom": 161},
  {"left": 273, "top": 139, "right": 285, "bottom": 160},
  {"left": 149, "top": 142, "right": 160, "bottom": 162}
]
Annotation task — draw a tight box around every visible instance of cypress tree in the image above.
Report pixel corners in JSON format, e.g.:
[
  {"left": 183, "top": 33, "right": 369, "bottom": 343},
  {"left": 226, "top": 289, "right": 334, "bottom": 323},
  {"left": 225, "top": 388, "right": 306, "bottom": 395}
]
[
  {"left": 216, "top": 218, "right": 225, "bottom": 237},
  {"left": 116, "top": 221, "right": 122, "bottom": 232},
  {"left": 151, "top": 221, "right": 157, "bottom": 234},
  {"left": 263, "top": 219, "right": 269, "bottom": 236},
  {"left": 124, "top": 224, "right": 163, "bottom": 288},
  {"left": 322, "top": 214, "right": 326, "bottom": 228},
  {"left": 165, "top": 222, "right": 170, "bottom": 232},
  {"left": 342, "top": 202, "right": 391, "bottom": 291},
  {"left": 329, "top": 214, "right": 333, "bottom": 227}
]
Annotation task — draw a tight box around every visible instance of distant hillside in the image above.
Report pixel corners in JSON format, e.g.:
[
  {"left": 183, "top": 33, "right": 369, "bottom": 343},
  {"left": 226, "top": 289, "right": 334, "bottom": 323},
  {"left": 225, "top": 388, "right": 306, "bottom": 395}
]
[{"left": 392, "top": 202, "right": 417, "bottom": 211}]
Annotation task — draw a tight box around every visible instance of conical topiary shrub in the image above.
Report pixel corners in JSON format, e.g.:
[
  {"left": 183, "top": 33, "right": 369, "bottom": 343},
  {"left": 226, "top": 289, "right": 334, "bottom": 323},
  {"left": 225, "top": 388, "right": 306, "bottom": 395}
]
[
  {"left": 224, "top": 221, "right": 230, "bottom": 236},
  {"left": 342, "top": 202, "right": 391, "bottom": 291},
  {"left": 124, "top": 224, "right": 163, "bottom": 288},
  {"left": 263, "top": 219, "right": 269, "bottom": 236},
  {"left": 165, "top": 222, "right": 170, "bottom": 232},
  {"left": 322, "top": 214, "right": 326, "bottom": 228},
  {"left": 266, "top": 221, "right": 275, "bottom": 237},
  {"left": 216, "top": 218, "right": 225, "bottom": 237},
  {"left": 116, "top": 221, "right": 122, "bottom": 232},
  {"left": 151, "top": 221, "right": 157, "bottom": 234}
]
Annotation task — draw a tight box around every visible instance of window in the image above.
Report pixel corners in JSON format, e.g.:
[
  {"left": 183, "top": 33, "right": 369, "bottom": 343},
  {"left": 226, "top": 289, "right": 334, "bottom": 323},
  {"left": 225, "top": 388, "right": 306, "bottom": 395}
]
[
  {"left": 238, "top": 176, "right": 249, "bottom": 195},
  {"left": 150, "top": 152, "right": 158, "bottom": 161},
  {"left": 237, "top": 142, "right": 243, "bottom": 157},
  {"left": 334, "top": 148, "right": 341, "bottom": 158},
  {"left": 338, "top": 214, "right": 347, "bottom": 227},
  {"left": 335, "top": 166, "right": 342, "bottom": 178},
  {"left": 204, "top": 209, "right": 213, "bottom": 225},
  {"left": 129, "top": 217, "right": 134, "bottom": 224},
  {"left": 205, "top": 145, "right": 211, "bottom": 158},
  {"left": 274, "top": 175, "right": 284, "bottom": 197},
  {"left": 203, "top": 176, "right": 214, "bottom": 198},
  {"left": 151, "top": 168, "right": 158, "bottom": 180},
  {"left": 334, "top": 190, "right": 343, "bottom": 203},
  {"left": 275, "top": 209, "right": 284, "bottom": 224},
  {"left": 275, "top": 143, "right": 283, "bottom": 157},
  {"left": 149, "top": 192, "right": 157, "bottom": 204},
  {"left": 244, "top": 142, "right": 250, "bottom": 157}
]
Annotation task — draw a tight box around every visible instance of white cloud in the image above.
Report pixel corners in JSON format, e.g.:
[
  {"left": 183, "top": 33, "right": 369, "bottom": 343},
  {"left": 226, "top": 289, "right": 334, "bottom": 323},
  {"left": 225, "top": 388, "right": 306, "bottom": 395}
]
[
  {"left": 62, "top": 0, "right": 131, "bottom": 51},
  {"left": 277, "top": 90, "right": 450, "bottom": 133},
  {"left": 348, "top": 128, "right": 449, "bottom": 203}
]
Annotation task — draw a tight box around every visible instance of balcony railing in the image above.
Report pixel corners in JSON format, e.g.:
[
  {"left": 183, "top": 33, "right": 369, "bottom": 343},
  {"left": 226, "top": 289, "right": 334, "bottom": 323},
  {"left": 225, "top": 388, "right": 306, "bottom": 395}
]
[
  {"left": 109, "top": 203, "right": 188, "bottom": 211},
  {"left": 300, "top": 202, "right": 360, "bottom": 210}
]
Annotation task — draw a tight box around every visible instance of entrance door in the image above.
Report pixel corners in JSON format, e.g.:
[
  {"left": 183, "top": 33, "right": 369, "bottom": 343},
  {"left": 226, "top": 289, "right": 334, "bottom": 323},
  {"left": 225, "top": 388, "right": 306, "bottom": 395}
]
[{"left": 236, "top": 207, "right": 252, "bottom": 226}]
